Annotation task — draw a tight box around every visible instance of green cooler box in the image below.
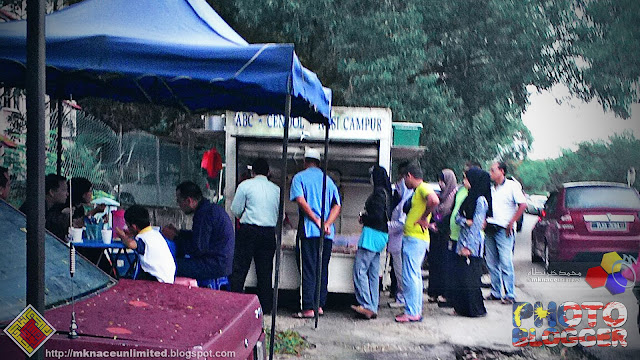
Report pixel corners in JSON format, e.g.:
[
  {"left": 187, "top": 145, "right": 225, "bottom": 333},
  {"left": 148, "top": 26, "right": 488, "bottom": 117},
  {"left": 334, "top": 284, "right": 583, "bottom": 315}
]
[{"left": 392, "top": 122, "right": 423, "bottom": 146}]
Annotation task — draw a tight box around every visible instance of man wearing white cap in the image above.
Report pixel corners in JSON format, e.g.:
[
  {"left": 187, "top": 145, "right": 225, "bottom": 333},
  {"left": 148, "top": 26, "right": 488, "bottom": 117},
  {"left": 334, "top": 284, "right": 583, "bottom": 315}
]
[{"left": 290, "top": 148, "right": 341, "bottom": 318}]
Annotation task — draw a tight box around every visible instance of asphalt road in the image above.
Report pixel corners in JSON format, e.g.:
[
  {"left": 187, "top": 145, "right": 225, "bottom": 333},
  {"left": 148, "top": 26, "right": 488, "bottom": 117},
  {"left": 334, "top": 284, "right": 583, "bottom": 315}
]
[
  {"left": 270, "top": 214, "right": 640, "bottom": 359},
  {"left": 512, "top": 214, "right": 640, "bottom": 360}
]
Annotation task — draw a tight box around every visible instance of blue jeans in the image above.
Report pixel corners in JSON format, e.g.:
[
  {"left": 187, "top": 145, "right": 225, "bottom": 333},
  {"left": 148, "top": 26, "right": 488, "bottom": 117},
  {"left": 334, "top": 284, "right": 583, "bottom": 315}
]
[
  {"left": 353, "top": 248, "right": 381, "bottom": 313},
  {"left": 402, "top": 236, "right": 429, "bottom": 316},
  {"left": 485, "top": 228, "right": 516, "bottom": 300},
  {"left": 390, "top": 250, "right": 404, "bottom": 303}
]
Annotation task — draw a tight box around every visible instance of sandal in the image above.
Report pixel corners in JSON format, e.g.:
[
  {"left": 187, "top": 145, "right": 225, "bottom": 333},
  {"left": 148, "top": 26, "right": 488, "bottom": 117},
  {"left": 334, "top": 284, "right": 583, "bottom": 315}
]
[
  {"left": 351, "top": 305, "right": 375, "bottom": 319},
  {"left": 292, "top": 310, "right": 315, "bottom": 319},
  {"left": 395, "top": 313, "right": 422, "bottom": 322}
]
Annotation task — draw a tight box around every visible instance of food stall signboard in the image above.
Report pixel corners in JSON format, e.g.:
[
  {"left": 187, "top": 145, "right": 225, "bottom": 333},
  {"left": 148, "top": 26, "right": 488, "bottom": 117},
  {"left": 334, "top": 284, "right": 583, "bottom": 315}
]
[{"left": 226, "top": 107, "right": 392, "bottom": 141}]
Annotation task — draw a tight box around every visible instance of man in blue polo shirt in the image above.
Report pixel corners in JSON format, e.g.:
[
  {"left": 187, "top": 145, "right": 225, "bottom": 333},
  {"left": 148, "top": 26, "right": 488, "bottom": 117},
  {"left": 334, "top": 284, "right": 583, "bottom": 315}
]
[{"left": 290, "top": 148, "right": 341, "bottom": 318}]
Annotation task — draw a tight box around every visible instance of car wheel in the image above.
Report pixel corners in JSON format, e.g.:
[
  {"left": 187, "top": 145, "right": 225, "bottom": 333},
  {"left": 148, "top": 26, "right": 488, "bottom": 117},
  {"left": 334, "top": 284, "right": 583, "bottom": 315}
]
[{"left": 531, "top": 237, "right": 543, "bottom": 263}]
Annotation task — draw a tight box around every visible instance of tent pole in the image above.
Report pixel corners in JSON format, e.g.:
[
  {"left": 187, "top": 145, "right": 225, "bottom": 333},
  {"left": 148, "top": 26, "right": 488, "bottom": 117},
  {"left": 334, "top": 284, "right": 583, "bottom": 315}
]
[
  {"left": 26, "top": 0, "right": 46, "bottom": 359},
  {"left": 314, "top": 121, "right": 330, "bottom": 328},
  {"left": 269, "top": 92, "right": 291, "bottom": 360},
  {"left": 56, "top": 98, "right": 63, "bottom": 176}
]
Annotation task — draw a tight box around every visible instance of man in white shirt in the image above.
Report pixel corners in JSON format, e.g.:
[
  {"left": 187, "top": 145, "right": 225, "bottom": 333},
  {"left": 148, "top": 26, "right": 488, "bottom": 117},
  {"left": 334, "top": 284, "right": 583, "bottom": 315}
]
[
  {"left": 229, "top": 158, "right": 280, "bottom": 312},
  {"left": 485, "top": 162, "right": 526, "bottom": 304}
]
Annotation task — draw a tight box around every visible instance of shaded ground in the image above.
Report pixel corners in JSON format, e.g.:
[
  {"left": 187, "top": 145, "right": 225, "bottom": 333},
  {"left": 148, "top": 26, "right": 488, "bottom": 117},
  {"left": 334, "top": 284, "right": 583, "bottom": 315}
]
[{"left": 264, "top": 290, "right": 597, "bottom": 360}]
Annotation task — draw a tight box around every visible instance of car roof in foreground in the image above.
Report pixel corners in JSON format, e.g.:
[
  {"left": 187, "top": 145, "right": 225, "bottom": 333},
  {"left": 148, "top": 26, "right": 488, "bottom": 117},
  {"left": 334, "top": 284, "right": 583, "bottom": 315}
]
[{"left": 45, "top": 279, "right": 262, "bottom": 348}]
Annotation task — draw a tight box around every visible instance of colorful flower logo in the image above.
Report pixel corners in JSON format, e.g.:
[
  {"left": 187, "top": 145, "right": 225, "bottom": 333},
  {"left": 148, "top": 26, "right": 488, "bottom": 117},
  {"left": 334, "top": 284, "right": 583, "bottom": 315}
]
[{"left": 585, "top": 252, "right": 636, "bottom": 295}]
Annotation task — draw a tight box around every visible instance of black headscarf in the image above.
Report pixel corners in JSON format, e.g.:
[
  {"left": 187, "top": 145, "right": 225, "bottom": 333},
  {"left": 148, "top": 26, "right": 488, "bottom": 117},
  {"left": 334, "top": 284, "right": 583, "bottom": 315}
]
[
  {"left": 370, "top": 165, "right": 392, "bottom": 218},
  {"left": 459, "top": 168, "right": 493, "bottom": 220}
]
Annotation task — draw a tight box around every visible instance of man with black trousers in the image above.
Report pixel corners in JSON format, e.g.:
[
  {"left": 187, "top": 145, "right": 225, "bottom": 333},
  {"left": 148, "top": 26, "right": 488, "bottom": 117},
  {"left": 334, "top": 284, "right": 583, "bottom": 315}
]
[
  {"left": 290, "top": 148, "right": 341, "bottom": 318},
  {"left": 229, "top": 158, "right": 280, "bottom": 312}
]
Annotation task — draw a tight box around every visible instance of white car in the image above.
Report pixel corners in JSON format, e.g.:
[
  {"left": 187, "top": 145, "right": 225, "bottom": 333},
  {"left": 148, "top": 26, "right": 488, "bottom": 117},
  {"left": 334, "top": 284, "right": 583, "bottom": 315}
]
[{"left": 526, "top": 194, "right": 548, "bottom": 215}]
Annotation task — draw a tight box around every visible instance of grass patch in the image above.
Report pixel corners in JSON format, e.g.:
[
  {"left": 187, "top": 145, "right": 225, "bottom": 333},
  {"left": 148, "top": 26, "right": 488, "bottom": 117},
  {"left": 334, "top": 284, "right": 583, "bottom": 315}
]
[{"left": 264, "top": 328, "right": 312, "bottom": 356}]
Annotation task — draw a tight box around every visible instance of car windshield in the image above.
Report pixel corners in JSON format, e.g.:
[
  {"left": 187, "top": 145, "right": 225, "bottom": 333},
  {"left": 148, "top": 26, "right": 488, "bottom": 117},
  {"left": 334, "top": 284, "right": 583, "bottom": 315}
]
[
  {"left": 0, "top": 200, "right": 114, "bottom": 323},
  {"left": 565, "top": 186, "right": 640, "bottom": 209}
]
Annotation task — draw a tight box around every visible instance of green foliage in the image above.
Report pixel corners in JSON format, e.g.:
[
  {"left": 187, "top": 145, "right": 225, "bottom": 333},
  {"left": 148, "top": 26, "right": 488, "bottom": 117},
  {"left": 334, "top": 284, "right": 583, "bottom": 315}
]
[
  {"left": 76, "top": 97, "right": 201, "bottom": 137},
  {"left": 210, "top": 0, "right": 580, "bottom": 176},
  {"left": 264, "top": 328, "right": 312, "bottom": 356},
  {"left": 2, "top": 131, "right": 60, "bottom": 206},
  {"left": 6, "top": 0, "right": 638, "bottom": 181},
  {"left": 571, "top": 0, "right": 640, "bottom": 118},
  {"left": 211, "top": 0, "right": 638, "bottom": 177},
  {"left": 515, "top": 132, "right": 640, "bottom": 193},
  {"left": 62, "top": 141, "right": 106, "bottom": 185}
]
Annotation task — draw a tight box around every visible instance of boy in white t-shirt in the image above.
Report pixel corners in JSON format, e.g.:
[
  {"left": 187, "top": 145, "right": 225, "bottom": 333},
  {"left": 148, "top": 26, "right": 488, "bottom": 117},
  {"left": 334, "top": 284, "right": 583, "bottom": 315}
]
[{"left": 115, "top": 205, "right": 176, "bottom": 283}]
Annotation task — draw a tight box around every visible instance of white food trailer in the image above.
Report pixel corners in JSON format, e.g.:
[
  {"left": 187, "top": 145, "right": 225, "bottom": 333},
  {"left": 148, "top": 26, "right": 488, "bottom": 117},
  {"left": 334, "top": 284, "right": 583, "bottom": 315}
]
[{"left": 225, "top": 107, "right": 392, "bottom": 293}]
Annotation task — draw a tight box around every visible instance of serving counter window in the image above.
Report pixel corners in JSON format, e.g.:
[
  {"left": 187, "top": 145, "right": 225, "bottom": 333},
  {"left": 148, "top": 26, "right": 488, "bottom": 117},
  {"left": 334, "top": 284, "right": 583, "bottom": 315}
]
[{"left": 225, "top": 107, "right": 392, "bottom": 293}]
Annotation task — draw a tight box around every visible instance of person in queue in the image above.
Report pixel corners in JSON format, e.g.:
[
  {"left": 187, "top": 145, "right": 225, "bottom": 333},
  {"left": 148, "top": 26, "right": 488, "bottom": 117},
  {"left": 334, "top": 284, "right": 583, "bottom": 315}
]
[
  {"left": 230, "top": 158, "right": 280, "bottom": 312},
  {"left": 290, "top": 148, "right": 341, "bottom": 319},
  {"left": 387, "top": 176, "right": 413, "bottom": 308},
  {"left": 395, "top": 161, "right": 439, "bottom": 323},
  {"left": 484, "top": 162, "right": 526, "bottom": 304},
  {"left": 426, "top": 169, "right": 458, "bottom": 307},
  {"left": 351, "top": 165, "right": 392, "bottom": 320},
  {"left": 451, "top": 167, "right": 492, "bottom": 317}
]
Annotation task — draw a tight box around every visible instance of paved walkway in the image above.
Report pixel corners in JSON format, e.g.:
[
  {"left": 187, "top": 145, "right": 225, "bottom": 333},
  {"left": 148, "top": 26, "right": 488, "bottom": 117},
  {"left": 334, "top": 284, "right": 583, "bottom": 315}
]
[{"left": 266, "top": 215, "right": 640, "bottom": 359}]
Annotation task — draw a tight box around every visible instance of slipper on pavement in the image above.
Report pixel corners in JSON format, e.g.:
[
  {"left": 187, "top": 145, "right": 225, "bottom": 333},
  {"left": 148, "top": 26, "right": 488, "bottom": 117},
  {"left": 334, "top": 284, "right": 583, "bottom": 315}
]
[
  {"left": 394, "top": 314, "right": 422, "bottom": 323},
  {"left": 292, "top": 310, "right": 315, "bottom": 319}
]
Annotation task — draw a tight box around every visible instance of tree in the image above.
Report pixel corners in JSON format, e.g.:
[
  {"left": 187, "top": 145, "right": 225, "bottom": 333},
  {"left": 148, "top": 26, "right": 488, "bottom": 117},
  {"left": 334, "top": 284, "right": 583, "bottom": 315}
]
[
  {"left": 5, "top": 0, "right": 638, "bottom": 178},
  {"left": 569, "top": 0, "right": 640, "bottom": 118},
  {"left": 515, "top": 132, "right": 640, "bottom": 193},
  {"left": 210, "top": 0, "right": 639, "bottom": 177},
  {"left": 75, "top": 97, "right": 200, "bottom": 137}
]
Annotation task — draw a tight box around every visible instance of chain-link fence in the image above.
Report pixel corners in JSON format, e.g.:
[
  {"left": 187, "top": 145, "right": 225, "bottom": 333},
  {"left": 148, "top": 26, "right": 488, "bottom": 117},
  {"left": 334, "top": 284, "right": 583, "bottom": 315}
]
[{"left": 1, "top": 101, "right": 221, "bottom": 224}]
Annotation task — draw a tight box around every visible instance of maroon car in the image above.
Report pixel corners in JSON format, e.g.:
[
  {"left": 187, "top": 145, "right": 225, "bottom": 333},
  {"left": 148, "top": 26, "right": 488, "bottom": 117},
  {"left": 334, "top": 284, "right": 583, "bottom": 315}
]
[
  {"left": 0, "top": 200, "right": 265, "bottom": 359},
  {"left": 531, "top": 182, "right": 640, "bottom": 270}
]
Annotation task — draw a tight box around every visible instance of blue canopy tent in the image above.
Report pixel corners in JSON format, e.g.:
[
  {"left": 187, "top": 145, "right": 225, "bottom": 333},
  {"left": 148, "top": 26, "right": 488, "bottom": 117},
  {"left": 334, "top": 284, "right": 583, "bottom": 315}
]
[
  {"left": 0, "top": 0, "right": 331, "bottom": 121},
  {"left": 0, "top": 0, "right": 332, "bottom": 357}
]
